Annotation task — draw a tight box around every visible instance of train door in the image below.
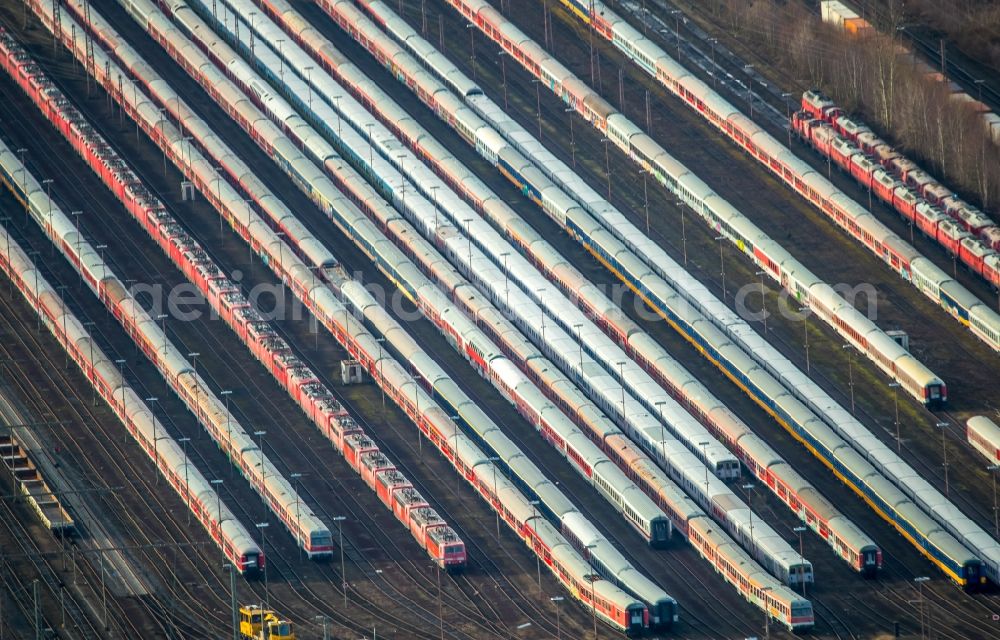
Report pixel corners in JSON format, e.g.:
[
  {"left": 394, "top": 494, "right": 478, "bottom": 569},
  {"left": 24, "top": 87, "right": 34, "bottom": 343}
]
[{"left": 651, "top": 518, "right": 671, "bottom": 548}]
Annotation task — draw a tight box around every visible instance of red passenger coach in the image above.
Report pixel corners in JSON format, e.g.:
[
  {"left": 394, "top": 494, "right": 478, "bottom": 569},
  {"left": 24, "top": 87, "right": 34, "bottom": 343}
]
[
  {"left": 375, "top": 469, "right": 411, "bottom": 507},
  {"left": 344, "top": 433, "right": 378, "bottom": 469},
  {"left": 872, "top": 144, "right": 900, "bottom": 168},
  {"left": 359, "top": 450, "right": 394, "bottom": 488},
  {"left": 960, "top": 238, "right": 997, "bottom": 277},
  {"left": 938, "top": 221, "right": 971, "bottom": 256},
  {"left": 801, "top": 89, "right": 838, "bottom": 120},
  {"left": 392, "top": 487, "right": 429, "bottom": 524},
  {"left": 412, "top": 507, "right": 467, "bottom": 571},
  {"left": 914, "top": 203, "right": 946, "bottom": 238},
  {"left": 892, "top": 187, "right": 918, "bottom": 222}
]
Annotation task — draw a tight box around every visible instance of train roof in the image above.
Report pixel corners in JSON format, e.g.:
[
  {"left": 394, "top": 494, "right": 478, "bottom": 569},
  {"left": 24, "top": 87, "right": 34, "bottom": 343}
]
[
  {"left": 426, "top": 525, "right": 463, "bottom": 547},
  {"left": 968, "top": 415, "right": 1000, "bottom": 437}
]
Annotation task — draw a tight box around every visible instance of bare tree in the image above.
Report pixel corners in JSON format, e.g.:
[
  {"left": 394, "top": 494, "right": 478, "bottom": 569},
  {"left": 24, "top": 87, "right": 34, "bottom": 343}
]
[{"left": 706, "top": 0, "right": 1000, "bottom": 213}]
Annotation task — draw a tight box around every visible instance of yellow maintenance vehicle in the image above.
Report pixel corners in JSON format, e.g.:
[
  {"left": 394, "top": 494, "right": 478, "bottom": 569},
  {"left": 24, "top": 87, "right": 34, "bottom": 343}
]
[{"left": 238, "top": 604, "right": 296, "bottom": 640}]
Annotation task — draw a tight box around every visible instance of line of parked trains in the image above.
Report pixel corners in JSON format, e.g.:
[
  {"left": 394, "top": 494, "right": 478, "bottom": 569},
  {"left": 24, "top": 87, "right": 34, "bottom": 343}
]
[
  {"left": 795, "top": 90, "right": 1000, "bottom": 290},
  {"left": 23, "top": 0, "right": 992, "bottom": 632},
  {"left": 439, "top": 0, "right": 950, "bottom": 408},
  {"left": 250, "top": 0, "right": 748, "bottom": 484},
  {"left": 199, "top": 0, "right": 845, "bottom": 597},
  {"left": 0, "top": 138, "right": 264, "bottom": 573},
  {"left": 139, "top": 0, "right": 817, "bottom": 625},
  {"left": 343, "top": 0, "right": 1000, "bottom": 585},
  {"left": 0, "top": 52, "right": 334, "bottom": 562},
  {"left": 82, "top": 0, "right": 844, "bottom": 624},
  {"left": 25, "top": 2, "right": 671, "bottom": 632},
  {"left": 0, "top": 25, "right": 469, "bottom": 572},
  {"left": 556, "top": 0, "right": 1000, "bottom": 352},
  {"left": 172, "top": 0, "right": 1000, "bottom": 624},
  {"left": 195, "top": 0, "right": 829, "bottom": 592},
  {"left": 294, "top": 0, "right": 881, "bottom": 579},
  {"left": 108, "top": 0, "right": 684, "bottom": 622}
]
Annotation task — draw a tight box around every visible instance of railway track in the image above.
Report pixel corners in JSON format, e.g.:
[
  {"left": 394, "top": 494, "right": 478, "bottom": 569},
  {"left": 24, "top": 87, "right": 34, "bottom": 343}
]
[
  {"left": 0, "top": 259, "right": 206, "bottom": 638},
  {"left": 0, "top": 42, "right": 352, "bottom": 636},
  {"left": 534, "top": 0, "right": 999, "bottom": 532},
  {"left": 550, "top": 0, "right": 999, "bottom": 358},
  {"left": 902, "top": 28, "right": 1000, "bottom": 115},
  {"left": 280, "top": 3, "right": 819, "bottom": 637},
  {"left": 144, "top": 285, "right": 549, "bottom": 640},
  {"left": 0, "top": 365, "right": 102, "bottom": 638},
  {"left": 405, "top": 305, "right": 761, "bottom": 638},
  {"left": 298, "top": 2, "right": 908, "bottom": 636},
  {"left": 2, "top": 41, "right": 296, "bottom": 624},
  {"left": 0, "top": 190, "right": 238, "bottom": 637},
  {"left": 620, "top": 0, "right": 791, "bottom": 130},
  {"left": 0, "top": 100, "right": 445, "bottom": 639},
  {"left": 267, "top": 3, "right": 804, "bottom": 637},
  {"left": 0, "top": 121, "right": 261, "bottom": 635},
  {"left": 107, "top": 0, "right": 772, "bottom": 636},
  {"left": 95, "top": 2, "right": 752, "bottom": 636}
]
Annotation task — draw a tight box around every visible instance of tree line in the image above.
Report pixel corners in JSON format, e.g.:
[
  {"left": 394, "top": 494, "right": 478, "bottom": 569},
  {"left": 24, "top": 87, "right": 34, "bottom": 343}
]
[
  {"left": 904, "top": 0, "right": 1000, "bottom": 73},
  {"left": 702, "top": 0, "right": 1000, "bottom": 212}
]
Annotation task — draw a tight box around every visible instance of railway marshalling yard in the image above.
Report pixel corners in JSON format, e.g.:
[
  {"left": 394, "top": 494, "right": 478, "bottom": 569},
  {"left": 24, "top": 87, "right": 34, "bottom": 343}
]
[{"left": 0, "top": 0, "right": 998, "bottom": 638}]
